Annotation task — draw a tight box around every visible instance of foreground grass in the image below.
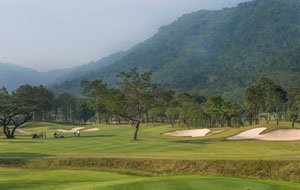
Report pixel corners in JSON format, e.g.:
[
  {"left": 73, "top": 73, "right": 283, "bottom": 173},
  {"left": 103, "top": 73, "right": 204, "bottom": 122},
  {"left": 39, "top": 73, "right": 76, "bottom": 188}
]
[
  {"left": 1, "top": 121, "right": 300, "bottom": 159},
  {"left": 0, "top": 167, "right": 299, "bottom": 190},
  {"left": 2, "top": 157, "right": 300, "bottom": 181}
]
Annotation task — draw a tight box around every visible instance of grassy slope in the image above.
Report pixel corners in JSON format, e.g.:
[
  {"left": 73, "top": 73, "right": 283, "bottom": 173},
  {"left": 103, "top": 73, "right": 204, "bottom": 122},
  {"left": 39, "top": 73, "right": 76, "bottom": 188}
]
[
  {"left": 1, "top": 121, "right": 300, "bottom": 159},
  {"left": 0, "top": 167, "right": 299, "bottom": 190}
]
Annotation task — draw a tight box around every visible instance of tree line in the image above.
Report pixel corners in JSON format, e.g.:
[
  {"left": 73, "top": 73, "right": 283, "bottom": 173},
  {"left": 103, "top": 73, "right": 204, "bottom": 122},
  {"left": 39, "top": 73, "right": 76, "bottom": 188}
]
[{"left": 1, "top": 69, "right": 300, "bottom": 140}]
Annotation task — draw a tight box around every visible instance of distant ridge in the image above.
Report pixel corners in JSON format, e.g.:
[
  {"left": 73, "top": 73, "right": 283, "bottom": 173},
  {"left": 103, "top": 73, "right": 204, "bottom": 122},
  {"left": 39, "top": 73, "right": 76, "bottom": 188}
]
[
  {"left": 0, "top": 63, "right": 70, "bottom": 91},
  {"left": 0, "top": 51, "right": 126, "bottom": 91},
  {"left": 53, "top": 0, "right": 300, "bottom": 100}
]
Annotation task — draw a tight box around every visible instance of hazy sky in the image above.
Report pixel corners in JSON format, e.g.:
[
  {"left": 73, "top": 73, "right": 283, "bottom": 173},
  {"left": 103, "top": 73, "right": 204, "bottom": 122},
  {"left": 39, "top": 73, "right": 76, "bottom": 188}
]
[{"left": 0, "top": 0, "right": 249, "bottom": 72}]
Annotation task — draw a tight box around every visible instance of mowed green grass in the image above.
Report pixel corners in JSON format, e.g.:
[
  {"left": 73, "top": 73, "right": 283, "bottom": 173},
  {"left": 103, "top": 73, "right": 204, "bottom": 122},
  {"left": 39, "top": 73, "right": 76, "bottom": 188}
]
[
  {"left": 1, "top": 121, "right": 300, "bottom": 159},
  {"left": 0, "top": 167, "right": 299, "bottom": 190}
]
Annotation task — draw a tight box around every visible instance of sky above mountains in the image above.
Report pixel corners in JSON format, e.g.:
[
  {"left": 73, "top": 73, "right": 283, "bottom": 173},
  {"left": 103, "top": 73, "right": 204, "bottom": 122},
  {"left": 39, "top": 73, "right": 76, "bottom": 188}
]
[{"left": 0, "top": 0, "right": 249, "bottom": 71}]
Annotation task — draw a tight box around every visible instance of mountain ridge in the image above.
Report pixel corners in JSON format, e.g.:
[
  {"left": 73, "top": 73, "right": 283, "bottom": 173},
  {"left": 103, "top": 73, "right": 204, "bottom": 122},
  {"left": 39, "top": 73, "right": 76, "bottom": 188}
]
[{"left": 52, "top": 0, "right": 300, "bottom": 100}]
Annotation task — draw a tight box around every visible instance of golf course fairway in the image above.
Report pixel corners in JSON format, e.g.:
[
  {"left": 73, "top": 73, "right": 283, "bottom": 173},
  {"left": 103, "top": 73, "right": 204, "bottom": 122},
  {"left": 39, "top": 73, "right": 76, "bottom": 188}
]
[{"left": 0, "top": 167, "right": 299, "bottom": 190}]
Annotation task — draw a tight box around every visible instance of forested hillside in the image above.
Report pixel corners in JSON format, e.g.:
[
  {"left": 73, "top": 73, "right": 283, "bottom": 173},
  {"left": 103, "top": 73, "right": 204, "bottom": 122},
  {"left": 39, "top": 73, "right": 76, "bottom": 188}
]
[
  {"left": 53, "top": 0, "right": 300, "bottom": 100},
  {"left": 54, "top": 51, "right": 126, "bottom": 83}
]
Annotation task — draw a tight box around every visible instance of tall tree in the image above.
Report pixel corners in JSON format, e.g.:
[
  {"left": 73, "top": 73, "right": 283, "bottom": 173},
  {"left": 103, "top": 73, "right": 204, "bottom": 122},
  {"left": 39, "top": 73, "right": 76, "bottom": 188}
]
[
  {"left": 258, "top": 77, "right": 275, "bottom": 124},
  {"left": 82, "top": 68, "right": 173, "bottom": 140},
  {"left": 288, "top": 94, "right": 300, "bottom": 127},
  {"left": 244, "top": 84, "right": 263, "bottom": 125},
  {"left": 273, "top": 84, "right": 288, "bottom": 126},
  {"left": 77, "top": 99, "right": 95, "bottom": 124},
  {"left": 206, "top": 96, "right": 224, "bottom": 127},
  {"left": 288, "top": 105, "right": 298, "bottom": 128},
  {"left": 0, "top": 85, "right": 51, "bottom": 138},
  {"left": 58, "top": 93, "right": 77, "bottom": 123}
]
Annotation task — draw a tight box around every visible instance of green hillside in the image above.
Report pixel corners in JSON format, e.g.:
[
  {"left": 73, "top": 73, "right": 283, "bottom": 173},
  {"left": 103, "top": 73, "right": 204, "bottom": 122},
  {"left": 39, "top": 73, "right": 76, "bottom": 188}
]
[{"left": 53, "top": 0, "right": 300, "bottom": 100}]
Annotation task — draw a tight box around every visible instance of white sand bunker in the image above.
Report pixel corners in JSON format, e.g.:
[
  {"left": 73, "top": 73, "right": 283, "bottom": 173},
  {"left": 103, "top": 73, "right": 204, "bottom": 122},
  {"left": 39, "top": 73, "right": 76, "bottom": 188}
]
[
  {"left": 16, "top": 129, "right": 31, "bottom": 134},
  {"left": 56, "top": 127, "right": 85, "bottom": 133},
  {"left": 228, "top": 128, "right": 300, "bottom": 141},
  {"left": 81, "top": 128, "right": 99, "bottom": 132},
  {"left": 164, "top": 129, "right": 210, "bottom": 137},
  {"left": 258, "top": 129, "right": 300, "bottom": 141},
  {"left": 228, "top": 128, "right": 266, "bottom": 140},
  {"left": 51, "top": 127, "right": 99, "bottom": 133}
]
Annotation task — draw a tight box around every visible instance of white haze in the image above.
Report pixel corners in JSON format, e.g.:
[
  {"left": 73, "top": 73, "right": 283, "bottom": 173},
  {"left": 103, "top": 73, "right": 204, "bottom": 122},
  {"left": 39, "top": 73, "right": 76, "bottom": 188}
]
[{"left": 0, "top": 0, "right": 249, "bottom": 71}]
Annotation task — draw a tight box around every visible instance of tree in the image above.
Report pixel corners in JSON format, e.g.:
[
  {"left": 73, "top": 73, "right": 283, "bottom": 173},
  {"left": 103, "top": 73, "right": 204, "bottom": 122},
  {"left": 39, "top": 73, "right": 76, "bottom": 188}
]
[
  {"left": 230, "top": 102, "right": 244, "bottom": 128},
  {"left": 148, "top": 107, "right": 167, "bottom": 123},
  {"left": 165, "top": 107, "right": 179, "bottom": 127},
  {"left": 31, "top": 85, "right": 54, "bottom": 121},
  {"left": 273, "top": 84, "right": 288, "bottom": 126},
  {"left": 244, "top": 84, "right": 263, "bottom": 125},
  {"left": 0, "top": 85, "right": 50, "bottom": 138},
  {"left": 258, "top": 77, "right": 275, "bottom": 124},
  {"left": 288, "top": 105, "right": 298, "bottom": 128},
  {"left": 287, "top": 88, "right": 300, "bottom": 110},
  {"left": 206, "top": 96, "right": 224, "bottom": 127},
  {"left": 222, "top": 102, "right": 235, "bottom": 127},
  {"left": 77, "top": 99, "right": 95, "bottom": 124},
  {"left": 82, "top": 68, "right": 173, "bottom": 140},
  {"left": 288, "top": 94, "right": 300, "bottom": 127},
  {"left": 58, "top": 93, "right": 77, "bottom": 123}
]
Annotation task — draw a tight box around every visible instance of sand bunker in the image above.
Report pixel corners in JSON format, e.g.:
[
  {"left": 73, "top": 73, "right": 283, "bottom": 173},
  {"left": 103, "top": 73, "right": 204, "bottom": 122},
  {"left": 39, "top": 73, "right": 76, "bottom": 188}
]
[
  {"left": 258, "top": 129, "right": 300, "bottom": 141},
  {"left": 51, "top": 127, "right": 99, "bottom": 133},
  {"left": 164, "top": 129, "right": 210, "bottom": 137},
  {"left": 16, "top": 129, "right": 31, "bottom": 135},
  {"left": 227, "top": 128, "right": 266, "bottom": 140},
  {"left": 228, "top": 128, "right": 300, "bottom": 141},
  {"left": 81, "top": 128, "right": 99, "bottom": 132},
  {"left": 56, "top": 127, "right": 85, "bottom": 133}
]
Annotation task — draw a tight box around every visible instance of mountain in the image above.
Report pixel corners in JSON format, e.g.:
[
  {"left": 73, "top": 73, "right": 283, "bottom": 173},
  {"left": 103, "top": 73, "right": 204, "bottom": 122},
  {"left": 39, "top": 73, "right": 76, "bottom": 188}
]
[
  {"left": 54, "top": 51, "right": 127, "bottom": 83},
  {"left": 0, "top": 63, "right": 71, "bottom": 91},
  {"left": 0, "top": 52, "right": 126, "bottom": 92},
  {"left": 44, "top": 0, "right": 300, "bottom": 99}
]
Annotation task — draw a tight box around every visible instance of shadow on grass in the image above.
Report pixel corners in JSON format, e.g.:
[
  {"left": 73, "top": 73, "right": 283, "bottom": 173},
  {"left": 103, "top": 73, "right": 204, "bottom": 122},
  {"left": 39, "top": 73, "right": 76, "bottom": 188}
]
[
  {"left": 66, "top": 135, "right": 116, "bottom": 138},
  {"left": 0, "top": 152, "right": 53, "bottom": 157},
  {"left": 170, "top": 139, "right": 214, "bottom": 145},
  {"left": 0, "top": 141, "right": 41, "bottom": 144}
]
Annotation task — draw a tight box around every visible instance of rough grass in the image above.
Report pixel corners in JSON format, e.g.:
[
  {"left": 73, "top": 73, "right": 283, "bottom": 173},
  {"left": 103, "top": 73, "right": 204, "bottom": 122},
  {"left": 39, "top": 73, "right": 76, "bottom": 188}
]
[
  {"left": 0, "top": 167, "right": 299, "bottom": 190},
  {"left": 2, "top": 158, "right": 300, "bottom": 182}
]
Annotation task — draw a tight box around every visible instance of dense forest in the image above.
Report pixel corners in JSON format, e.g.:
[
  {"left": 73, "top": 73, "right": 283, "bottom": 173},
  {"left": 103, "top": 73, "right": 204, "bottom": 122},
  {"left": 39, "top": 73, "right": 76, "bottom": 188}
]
[{"left": 53, "top": 0, "right": 300, "bottom": 100}]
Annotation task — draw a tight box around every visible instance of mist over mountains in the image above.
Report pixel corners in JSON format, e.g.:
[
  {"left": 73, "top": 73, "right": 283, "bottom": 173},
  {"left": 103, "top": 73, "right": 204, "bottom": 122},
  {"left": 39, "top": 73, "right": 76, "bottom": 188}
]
[
  {"left": 0, "top": 63, "right": 69, "bottom": 91},
  {"left": 52, "top": 0, "right": 300, "bottom": 100},
  {"left": 2, "top": 0, "right": 300, "bottom": 100},
  {"left": 0, "top": 51, "right": 126, "bottom": 92}
]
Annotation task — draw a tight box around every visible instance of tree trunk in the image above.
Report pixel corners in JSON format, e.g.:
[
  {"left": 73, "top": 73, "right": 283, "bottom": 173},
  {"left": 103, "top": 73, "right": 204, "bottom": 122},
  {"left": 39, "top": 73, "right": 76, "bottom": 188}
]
[
  {"left": 266, "top": 107, "right": 269, "bottom": 124},
  {"left": 276, "top": 106, "right": 279, "bottom": 126},
  {"left": 98, "top": 113, "right": 101, "bottom": 124},
  {"left": 54, "top": 109, "right": 58, "bottom": 122},
  {"left": 3, "top": 125, "right": 9, "bottom": 138},
  {"left": 3, "top": 126, "right": 14, "bottom": 139},
  {"left": 255, "top": 114, "right": 259, "bottom": 125},
  {"left": 69, "top": 107, "right": 72, "bottom": 123},
  {"left": 227, "top": 118, "right": 231, "bottom": 127},
  {"left": 133, "top": 121, "right": 140, "bottom": 140},
  {"left": 292, "top": 120, "right": 295, "bottom": 128},
  {"left": 249, "top": 114, "right": 253, "bottom": 126}
]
